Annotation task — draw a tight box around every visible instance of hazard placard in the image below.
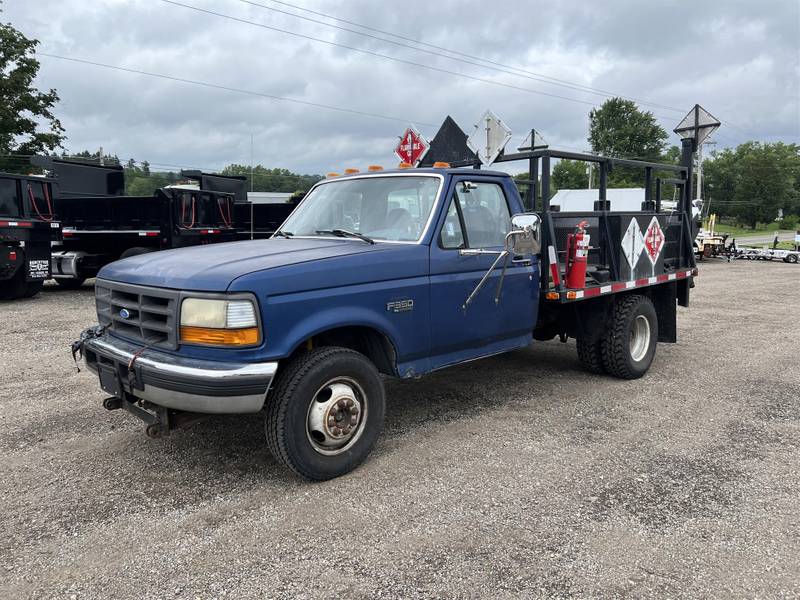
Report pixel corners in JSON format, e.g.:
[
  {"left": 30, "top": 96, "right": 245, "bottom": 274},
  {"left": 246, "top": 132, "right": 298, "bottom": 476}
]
[
  {"left": 394, "top": 126, "right": 429, "bottom": 166},
  {"left": 622, "top": 218, "right": 644, "bottom": 269},
  {"left": 643, "top": 217, "right": 665, "bottom": 264}
]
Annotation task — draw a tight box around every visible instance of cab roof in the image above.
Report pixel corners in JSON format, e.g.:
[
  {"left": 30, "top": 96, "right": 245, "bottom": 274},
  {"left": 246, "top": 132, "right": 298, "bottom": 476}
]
[{"left": 324, "top": 167, "right": 511, "bottom": 180}]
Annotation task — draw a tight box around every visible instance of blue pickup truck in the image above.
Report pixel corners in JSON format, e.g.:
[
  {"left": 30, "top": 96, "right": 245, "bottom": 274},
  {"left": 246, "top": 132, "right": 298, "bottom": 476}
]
[{"left": 76, "top": 152, "right": 696, "bottom": 480}]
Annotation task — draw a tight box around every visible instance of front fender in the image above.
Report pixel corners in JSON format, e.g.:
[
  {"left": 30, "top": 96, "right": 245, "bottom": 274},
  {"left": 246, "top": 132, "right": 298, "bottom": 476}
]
[{"left": 260, "top": 276, "right": 431, "bottom": 369}]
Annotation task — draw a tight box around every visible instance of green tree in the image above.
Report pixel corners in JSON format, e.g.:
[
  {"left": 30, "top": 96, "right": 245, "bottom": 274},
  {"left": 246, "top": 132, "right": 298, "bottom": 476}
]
[
  {"left": 704, "top": 142, "right": 800, "bottom": 228},
  {"left": 0, "top": 13, "right": 65, "bottom": 172},
  {"left": 221, "top": 163, "right": 321, "bottom": 193},
  {"left": 552, "top": 159, "right": 588, "bottom": 190},
  {"left": 588, "top": 98, "right": 668, "bottom": 187}
]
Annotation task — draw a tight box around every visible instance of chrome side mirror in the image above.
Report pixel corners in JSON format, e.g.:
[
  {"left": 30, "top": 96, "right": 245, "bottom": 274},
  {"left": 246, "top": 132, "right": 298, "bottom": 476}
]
[{"left": 507, "top": 213, "right": 541, "bottom": 256}]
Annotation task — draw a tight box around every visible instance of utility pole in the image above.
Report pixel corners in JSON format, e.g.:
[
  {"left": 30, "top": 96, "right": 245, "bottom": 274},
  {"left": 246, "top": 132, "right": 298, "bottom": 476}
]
[
  {"left": 250, "top": 134, "right": 254, "bottom": 240},
  {"left": 695, "top": 141, "right": 703, "bottom": 201}
]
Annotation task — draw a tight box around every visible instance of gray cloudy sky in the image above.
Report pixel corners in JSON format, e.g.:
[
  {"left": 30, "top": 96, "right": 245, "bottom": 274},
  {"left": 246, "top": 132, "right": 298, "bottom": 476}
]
[{"left": 7, "top": 0, "right": 800, "bottom": 174}]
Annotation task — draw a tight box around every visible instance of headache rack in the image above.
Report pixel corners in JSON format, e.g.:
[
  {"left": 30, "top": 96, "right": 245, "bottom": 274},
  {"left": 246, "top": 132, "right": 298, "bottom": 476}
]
[{"left": 446, "top": 143, "right": 698, "bottom": 306}]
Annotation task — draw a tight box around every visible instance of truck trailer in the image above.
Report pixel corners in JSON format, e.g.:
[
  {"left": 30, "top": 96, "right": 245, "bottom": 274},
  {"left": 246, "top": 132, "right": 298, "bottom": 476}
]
[
  {"left": 73, "top": 140, "right": 697, "bottom": 481},
  {"left": 0, "top": 172, "right": 61, "bottom": 300},
  {"left": 33, "top": 158, "right": 240, "bottom": 287}
]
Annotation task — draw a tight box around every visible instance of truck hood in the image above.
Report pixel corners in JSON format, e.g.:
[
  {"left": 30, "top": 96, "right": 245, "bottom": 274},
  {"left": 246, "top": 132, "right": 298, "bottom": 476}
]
[{"left": 98, "top": 238, "right": 395, "bottom": 291}]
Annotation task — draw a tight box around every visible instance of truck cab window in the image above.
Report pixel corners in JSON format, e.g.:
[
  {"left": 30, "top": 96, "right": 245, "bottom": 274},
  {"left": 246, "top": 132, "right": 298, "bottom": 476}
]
[
  {"left": 439, "top": 197, "right": 464, "bottom": 249},
  {"left": 0, "top": 179, "right": 20, "bottom": 217},
  {"left": 440, "top": 182, "right": 511, "bottom": 249}
]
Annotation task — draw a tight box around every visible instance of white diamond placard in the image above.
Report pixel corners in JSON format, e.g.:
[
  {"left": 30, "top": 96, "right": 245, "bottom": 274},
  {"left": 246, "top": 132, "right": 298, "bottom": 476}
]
[
  {"left": 467, "top": 110, "right": 512, "bottom": 166},
  {"left": 622, "top": 218, "right": 644, "bottom": 270}
]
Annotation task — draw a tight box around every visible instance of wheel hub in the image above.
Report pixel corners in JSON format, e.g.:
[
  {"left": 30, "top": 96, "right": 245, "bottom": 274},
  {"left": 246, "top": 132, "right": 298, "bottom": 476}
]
[
  {"left": 307, "top": 381, "right": 365, "bottom": 454},
  {"left": 629, "top": 314, "right": 651, "bottom": 362}
]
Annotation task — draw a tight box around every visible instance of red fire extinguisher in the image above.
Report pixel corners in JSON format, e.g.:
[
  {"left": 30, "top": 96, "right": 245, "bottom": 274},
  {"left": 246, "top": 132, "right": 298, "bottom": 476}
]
[{"left": 565, "top": 220, "right": 590, "bottom": 289}]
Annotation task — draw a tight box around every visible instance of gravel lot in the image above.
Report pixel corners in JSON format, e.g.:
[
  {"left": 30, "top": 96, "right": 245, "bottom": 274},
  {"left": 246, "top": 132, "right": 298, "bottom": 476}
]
[{"left": 1, "top": 260, "right": 798, "bottom": 599}]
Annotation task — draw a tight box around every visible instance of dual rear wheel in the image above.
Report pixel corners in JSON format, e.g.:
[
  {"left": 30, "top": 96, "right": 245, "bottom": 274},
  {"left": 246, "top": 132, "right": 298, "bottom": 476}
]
[{"left": 576, "top": 294, "right": 658, "bottom": 380}]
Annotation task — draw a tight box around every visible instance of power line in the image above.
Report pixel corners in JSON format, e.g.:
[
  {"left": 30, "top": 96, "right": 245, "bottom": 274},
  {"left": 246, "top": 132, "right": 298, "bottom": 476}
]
[
  {"left": 160, "top": 0, "right": 680, "bottom": 117},
  {"left": 38, "top": 52, "right": 438, "bottom": 127},
  {"left": 233, "top": 0, "right": 686, "bottom": 114}
]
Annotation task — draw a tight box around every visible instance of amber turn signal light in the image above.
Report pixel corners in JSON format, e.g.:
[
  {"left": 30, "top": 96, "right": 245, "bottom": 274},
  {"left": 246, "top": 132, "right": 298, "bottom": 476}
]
[{"left": 180, "top": 326, "right": 260, "bottom": 346}]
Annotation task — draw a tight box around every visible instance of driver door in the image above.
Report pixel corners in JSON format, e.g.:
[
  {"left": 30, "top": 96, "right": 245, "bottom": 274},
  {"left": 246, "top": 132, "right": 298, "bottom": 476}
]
[{"left": 428, "top": 176, "right": 537, "bottom": 369}]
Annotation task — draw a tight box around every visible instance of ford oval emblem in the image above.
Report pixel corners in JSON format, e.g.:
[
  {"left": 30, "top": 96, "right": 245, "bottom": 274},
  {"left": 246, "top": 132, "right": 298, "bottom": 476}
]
[{"left": 119, "top": 308, "right": 131, "bottom": 319}]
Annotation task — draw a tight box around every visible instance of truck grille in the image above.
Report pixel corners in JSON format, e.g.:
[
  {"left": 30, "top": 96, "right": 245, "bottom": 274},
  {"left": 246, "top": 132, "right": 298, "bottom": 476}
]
[{"left": 95, "top": 279, "right": 179, "bottom": 349}]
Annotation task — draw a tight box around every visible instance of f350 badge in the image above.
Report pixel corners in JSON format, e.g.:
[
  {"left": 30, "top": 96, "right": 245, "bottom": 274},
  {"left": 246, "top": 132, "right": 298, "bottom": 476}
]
[{"left": 386, "top": 299, "right": 414, "bottom": 313}]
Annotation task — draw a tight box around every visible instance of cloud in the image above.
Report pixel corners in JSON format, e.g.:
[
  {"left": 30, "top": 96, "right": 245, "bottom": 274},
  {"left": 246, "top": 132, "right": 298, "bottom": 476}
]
[{"left": 6, "top": 0, "right": 799, "bottom": 175}]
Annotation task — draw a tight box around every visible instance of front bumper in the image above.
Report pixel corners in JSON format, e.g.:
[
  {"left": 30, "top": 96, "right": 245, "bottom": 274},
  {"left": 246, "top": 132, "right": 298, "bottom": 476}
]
[{"left": 83, "top": 334, "right": 277, "bottom": 414}]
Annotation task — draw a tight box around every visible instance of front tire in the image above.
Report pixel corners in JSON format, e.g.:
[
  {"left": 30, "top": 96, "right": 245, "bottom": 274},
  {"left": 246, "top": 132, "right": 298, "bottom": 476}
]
[
  {"left": 265, "top": 347, "right": 385, "bottom": 480},
  {"left": 602, "top": 294, "right": 658, "bottom": 380}
]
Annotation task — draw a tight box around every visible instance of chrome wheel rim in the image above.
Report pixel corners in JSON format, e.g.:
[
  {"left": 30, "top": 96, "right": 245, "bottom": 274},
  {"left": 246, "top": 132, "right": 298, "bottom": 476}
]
[
  {"left": 629, "top": 314, "right": 651, "bottom": 362},
  {"left": 306, "top": 377, "right": 367, "bottom": 456}
]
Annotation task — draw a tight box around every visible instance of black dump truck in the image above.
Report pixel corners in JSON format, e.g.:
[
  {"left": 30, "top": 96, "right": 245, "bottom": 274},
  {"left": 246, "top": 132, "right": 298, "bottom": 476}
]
[
  {"left": 173, "top": 170, "right": 303, "bottom": 240},
  {"left": 0, "top": 172, "right": 61, "bottom": 300},
  {"left": 34, "top": 158, "right": 241, "bottom": 288}
]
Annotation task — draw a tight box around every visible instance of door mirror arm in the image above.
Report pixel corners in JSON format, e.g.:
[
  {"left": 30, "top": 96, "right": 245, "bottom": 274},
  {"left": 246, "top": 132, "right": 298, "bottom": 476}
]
[{"left": 462, "top": 213, "right": 541, "bottom": 310}]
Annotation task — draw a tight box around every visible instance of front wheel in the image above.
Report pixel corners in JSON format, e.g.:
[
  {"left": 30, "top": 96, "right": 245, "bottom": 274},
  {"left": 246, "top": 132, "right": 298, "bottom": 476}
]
[
  {"left": 265, "top": 347, "right": 385, "bottom": 480},
  {"left": 602, "top": 294, "right": 658, "bottom": 380}
]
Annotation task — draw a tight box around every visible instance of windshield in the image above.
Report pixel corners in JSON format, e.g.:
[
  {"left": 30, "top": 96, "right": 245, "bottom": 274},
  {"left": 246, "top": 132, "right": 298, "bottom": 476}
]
[{"left": 280, "top": 175, "right": 441, "bottom": 242}]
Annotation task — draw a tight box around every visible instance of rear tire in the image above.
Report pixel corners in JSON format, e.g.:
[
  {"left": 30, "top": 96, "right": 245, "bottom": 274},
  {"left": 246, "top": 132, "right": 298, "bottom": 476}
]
[
  {"left": 602, "top": 294, "right": 658, "bottom": 380},
  {"left": 265, "top": 347, "right": 385, "bottom": 480},
  {"left": 55, "top": 277, "right": 86, "bottom": 289},
  {"left": 576, "top": 338, "right": 606, "bottom": 374},
  {"left": 119, "top": 247, "right": 155, "bottom": 260},
  {"left": 0, "top": 268, "right": 27, "bottom": 300},
  {"left": 22, "top": 280, "right": 44, "bottom": 298}
]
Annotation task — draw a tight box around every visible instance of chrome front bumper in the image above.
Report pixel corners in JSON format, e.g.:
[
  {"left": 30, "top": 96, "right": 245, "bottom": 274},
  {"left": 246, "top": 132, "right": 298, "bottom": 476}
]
[{"left": 83, "top": 335, "right": 277, "bottom": 414}]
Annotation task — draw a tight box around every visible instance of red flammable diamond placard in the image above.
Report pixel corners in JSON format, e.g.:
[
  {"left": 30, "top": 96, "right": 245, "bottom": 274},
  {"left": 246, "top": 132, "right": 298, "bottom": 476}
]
[
  {"left": 644, "top": 217, "right": 665, "bottom": 264},
  {"left": 394, "top": 126, "right": 429, "bottom": 166}
]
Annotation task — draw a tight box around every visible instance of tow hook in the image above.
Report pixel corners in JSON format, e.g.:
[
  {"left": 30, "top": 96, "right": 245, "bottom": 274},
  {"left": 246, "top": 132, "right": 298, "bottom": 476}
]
[
  {"left": 145, "top": 423, "right": 168, "bottom": 439},
  {"left": 102, "top": 396, "right": 122, "bottom": 411}
]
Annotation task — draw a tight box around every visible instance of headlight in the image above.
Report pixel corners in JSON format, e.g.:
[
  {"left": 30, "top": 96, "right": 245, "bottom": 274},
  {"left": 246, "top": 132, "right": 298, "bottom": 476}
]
[{"left": 179, "top": 298, "right": 261, "bottom": 346}]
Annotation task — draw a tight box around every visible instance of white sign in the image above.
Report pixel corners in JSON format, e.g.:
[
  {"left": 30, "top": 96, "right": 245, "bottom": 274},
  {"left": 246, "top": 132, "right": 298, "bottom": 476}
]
[
  {"left": 622, "top": 218, "right": 644, "bottom": 270},
  {"left": 467, "top": 110, "right": 512, "bottom": 166},
  {"left": 674, "top": 104, "right": 721, "bottom": 145}
]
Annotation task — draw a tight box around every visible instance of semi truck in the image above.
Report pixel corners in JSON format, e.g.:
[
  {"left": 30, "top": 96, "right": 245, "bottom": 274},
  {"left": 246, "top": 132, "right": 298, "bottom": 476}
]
[
  {"left": 73, "top": 146, "right": 696, "bottom": 481},
  {"left": 34, "top": 158, "right": 241, "bottom": 287},
  {"left": 0, "top": 172, "right": 61, "bottom": 300}
]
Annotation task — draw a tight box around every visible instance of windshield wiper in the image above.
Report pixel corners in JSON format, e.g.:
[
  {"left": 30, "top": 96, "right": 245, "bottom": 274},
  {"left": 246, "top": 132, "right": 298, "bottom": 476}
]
[
  {"left": 315, "top": 229, "right": 375, "bottom": 244},
  {"left": 272, "top": 230, "right": 293, "bottom": 238}
]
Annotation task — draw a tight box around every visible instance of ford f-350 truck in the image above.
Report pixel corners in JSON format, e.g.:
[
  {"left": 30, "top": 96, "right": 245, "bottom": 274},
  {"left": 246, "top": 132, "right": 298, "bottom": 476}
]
[{"left": 75, "top": 149, "right": 696, "bottom": 480}]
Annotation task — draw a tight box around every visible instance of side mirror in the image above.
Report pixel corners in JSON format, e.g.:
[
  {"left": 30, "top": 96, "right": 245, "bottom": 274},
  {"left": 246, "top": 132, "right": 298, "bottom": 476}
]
[
  {"left": 507, "top": 213, "right": 541, "bottom": 256},
  {"left": 460, "top": 181, "right": 478, "bottom": 193}
]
